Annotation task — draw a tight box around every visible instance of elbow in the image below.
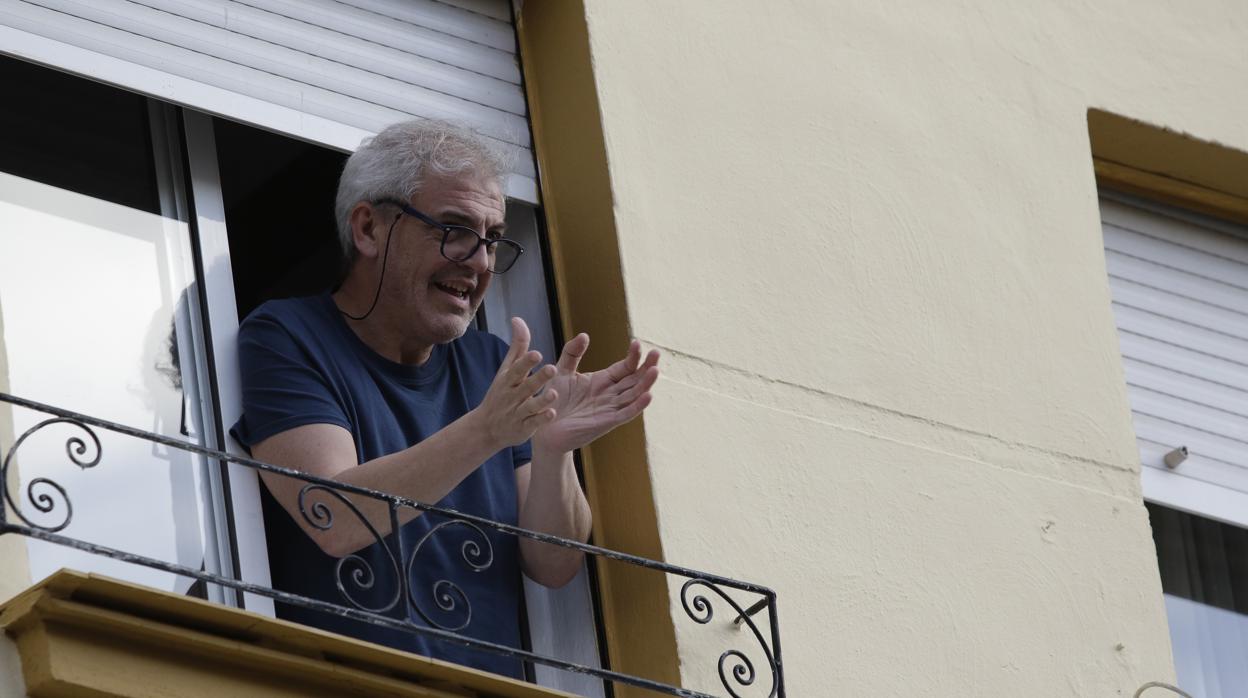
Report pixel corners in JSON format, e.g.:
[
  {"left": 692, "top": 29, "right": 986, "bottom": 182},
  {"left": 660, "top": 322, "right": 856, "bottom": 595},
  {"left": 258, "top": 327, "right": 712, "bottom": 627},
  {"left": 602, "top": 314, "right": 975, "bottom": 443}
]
[
  {"left": 525, "top": 560, "right": 582, "bottom": 589},
  {"left": 311, "top": 532, "right": 364, "bottom": 559}
]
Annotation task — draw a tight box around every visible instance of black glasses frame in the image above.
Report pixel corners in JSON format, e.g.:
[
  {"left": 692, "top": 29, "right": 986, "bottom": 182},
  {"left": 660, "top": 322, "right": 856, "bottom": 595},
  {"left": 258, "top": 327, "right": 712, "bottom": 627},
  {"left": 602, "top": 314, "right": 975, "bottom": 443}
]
[{"left": 375, "top": 197, "right": 524, "bottom": 274}]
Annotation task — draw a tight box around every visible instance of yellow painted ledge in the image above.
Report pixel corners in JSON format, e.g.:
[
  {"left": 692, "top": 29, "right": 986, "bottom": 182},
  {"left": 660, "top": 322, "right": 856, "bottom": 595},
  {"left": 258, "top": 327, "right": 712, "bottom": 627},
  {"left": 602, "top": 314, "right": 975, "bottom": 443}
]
[
  {"left": 0, "top": 570, "right": 575, "bottom": 698},
  {"left": 1088, "top": 109, "right": 1248, "bottom": 224}
]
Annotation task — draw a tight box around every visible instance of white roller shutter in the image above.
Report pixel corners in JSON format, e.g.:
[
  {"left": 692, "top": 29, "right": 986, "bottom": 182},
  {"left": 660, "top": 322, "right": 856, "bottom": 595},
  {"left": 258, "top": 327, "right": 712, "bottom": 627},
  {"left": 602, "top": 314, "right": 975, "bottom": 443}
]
[
  {"left": 0, "top": 0, "right": 538, "bottom": 202},
  {"left": 1101, "top": 196, "right": 1248, "bottom": 527}
]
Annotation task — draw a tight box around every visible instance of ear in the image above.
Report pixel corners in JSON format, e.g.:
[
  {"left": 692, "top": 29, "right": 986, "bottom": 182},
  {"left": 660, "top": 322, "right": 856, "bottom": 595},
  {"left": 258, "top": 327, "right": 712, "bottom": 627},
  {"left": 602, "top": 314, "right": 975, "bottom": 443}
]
[{"left": 348, "top": 201, "right": 388, "bottom": 260}]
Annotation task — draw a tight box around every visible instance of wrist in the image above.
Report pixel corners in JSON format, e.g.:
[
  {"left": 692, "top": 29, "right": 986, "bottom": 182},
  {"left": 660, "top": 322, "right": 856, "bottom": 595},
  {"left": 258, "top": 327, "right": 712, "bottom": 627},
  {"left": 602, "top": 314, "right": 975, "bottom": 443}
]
[
  {"left": 463, "top": 407, "right": 507, "bottom": 454},
  {"left": 530, "top": 440, "right": 569, "bottom": 468}
]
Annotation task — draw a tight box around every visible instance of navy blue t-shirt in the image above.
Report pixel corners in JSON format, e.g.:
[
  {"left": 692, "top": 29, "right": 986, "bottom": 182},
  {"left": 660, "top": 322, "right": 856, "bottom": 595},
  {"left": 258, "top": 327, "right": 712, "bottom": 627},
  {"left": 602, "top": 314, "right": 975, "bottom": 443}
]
[{"left": 229, "top": 294, "right": 530, "bottom": 678}]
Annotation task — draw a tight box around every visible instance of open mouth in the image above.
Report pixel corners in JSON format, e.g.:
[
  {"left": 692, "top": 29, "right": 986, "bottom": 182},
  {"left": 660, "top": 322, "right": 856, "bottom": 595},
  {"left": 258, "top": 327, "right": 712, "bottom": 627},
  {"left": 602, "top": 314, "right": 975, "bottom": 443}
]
[{"left": 434, "top": 281, "right": 472, "bottom": 301}]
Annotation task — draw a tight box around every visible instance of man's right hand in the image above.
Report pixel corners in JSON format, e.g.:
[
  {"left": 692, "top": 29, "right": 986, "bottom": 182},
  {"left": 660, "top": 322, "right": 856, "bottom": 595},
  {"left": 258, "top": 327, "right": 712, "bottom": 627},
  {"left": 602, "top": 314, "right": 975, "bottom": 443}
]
[{"left": 472, "top": 317, "right": 559, "bottom": 450}]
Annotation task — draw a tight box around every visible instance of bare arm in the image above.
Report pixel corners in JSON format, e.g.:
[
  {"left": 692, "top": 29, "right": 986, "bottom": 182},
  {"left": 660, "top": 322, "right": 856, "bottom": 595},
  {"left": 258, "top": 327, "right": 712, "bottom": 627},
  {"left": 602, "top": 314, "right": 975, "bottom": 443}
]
[
  {"left": 254, "top": 318, "right": 558, "bottom": 558},
  {"left": 515, "top": 333, "right": 659, "bottom": 587}
]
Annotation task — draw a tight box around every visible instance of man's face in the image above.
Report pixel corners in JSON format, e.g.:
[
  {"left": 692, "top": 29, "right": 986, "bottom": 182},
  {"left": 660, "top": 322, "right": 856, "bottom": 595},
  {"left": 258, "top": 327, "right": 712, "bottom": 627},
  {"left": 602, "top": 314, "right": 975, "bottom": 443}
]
[{"left": 383, "top": 170, "right": 505, "bottom": 347}]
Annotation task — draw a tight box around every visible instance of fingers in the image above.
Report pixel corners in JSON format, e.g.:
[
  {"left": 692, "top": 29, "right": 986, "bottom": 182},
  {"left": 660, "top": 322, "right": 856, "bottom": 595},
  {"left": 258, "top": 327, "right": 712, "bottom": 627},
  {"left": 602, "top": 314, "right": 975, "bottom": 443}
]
[
  {"left": 520, "top": 363, "right": 557, "bottom": 396},
  {"left": 603, "top": 339, "right": 643, "bottom": 382},
  {"left": 613, "top": 391, "right": 653, "bottom": 424},
  {"left": 640, "top": 349, "right": 660, "bottom": 371},
  {"left": 522, "top": 405, "right": 558, "bottom": 429},
  {"left": 521, "top": 389, "right": 558, "bottom": 419},
  {"left": 504, "top": 317, "right": 531, "bottom": 365},
  {"left": 615, "top": 364, "right": 660, "bottom": 405},
  {"left": 556, "top": 333, "right": 589, "bottom": 374},
  {"left": 496, "top": 348, "right": 542, "bottom": 390}
]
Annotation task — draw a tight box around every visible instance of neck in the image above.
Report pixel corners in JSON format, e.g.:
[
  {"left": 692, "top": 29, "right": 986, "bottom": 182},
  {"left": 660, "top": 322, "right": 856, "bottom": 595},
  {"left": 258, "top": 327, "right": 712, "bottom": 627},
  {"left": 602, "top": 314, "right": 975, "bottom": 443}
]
[{"left": 333, "top": 278, "right": 434, "bottom": 366}]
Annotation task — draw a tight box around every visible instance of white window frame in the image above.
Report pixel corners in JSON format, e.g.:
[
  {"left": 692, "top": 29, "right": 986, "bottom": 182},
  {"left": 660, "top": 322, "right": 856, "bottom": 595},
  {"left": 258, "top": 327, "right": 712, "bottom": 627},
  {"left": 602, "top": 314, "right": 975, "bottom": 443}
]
[
  {"left": 2, "top": 23, "right": 606, "bottom": 691},
  {"left": 182, "top": 111, "right": 607, "bottom": 695}
]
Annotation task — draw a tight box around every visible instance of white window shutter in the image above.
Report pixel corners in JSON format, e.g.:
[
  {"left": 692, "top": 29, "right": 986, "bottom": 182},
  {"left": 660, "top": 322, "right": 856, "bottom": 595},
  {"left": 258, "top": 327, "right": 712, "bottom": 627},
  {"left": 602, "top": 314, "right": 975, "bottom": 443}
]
[
  {"left": 1101, "top": 196, "right": 1248, "bottom": 526},
  {"left": 0, "top": 0, "right": 538, "bottom": 202}
]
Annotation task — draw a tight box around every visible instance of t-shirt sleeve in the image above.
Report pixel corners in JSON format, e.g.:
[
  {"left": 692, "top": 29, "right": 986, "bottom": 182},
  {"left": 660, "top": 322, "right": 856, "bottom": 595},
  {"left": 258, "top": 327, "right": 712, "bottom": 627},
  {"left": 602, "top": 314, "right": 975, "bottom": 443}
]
[{"left": 229, "top": 311, "right": 350, "bottom": 451}]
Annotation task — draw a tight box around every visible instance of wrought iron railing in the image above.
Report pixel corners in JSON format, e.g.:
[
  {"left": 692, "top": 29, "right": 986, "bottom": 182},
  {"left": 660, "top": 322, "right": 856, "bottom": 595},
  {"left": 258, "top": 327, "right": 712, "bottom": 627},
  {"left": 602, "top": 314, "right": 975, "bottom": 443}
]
[{"left": 0, "top": 392, "right": 785, "bottom": 698}]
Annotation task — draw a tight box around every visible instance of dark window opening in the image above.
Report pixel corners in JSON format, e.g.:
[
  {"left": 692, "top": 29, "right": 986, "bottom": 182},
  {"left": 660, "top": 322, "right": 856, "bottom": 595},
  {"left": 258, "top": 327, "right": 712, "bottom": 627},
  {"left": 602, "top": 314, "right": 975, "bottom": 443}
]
[
  {"left": 212, "top": 118, "right": 347, "bottom": 319},
  {"left": 1148, "top": 502, "right": 1248, "bottom": 616},
  {"left": 0, "top": 55, "right": 160, "bottom": 215}
]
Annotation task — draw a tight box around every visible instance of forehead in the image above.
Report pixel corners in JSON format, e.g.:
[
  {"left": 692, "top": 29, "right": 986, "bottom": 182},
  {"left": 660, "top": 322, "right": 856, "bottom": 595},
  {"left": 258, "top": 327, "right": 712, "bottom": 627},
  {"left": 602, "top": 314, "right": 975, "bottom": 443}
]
[{"left": 413, "top": 171, "right": 505, "bottom": 223}]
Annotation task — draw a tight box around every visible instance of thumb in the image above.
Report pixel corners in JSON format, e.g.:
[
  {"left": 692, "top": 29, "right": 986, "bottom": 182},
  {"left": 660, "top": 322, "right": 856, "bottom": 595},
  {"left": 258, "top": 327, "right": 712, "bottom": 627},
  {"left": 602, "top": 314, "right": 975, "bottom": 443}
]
[{"left": 508, "top": 317, "right": 531, "bottom": 359}]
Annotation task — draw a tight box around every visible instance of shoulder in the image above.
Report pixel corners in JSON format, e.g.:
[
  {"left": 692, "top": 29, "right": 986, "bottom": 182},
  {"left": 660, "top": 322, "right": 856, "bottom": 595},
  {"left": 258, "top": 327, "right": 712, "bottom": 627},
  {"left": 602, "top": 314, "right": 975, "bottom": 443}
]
[
  {"left": 239, "top": 295, "right": 336, "bottom": 339},
  {"left": 242, "top": 294, "right": 330, "bottom": 327},
  {"left": 235, "top": 296, "right": 348, "bottom": 368}
]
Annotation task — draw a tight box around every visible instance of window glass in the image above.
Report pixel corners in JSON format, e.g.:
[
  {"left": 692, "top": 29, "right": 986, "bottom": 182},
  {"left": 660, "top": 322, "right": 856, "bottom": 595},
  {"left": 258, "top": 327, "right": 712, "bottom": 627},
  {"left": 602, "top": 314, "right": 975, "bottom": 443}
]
[
  {"left": 0, "top": 56, "right": 217, "bottom": 595},
  {"left": 1149, "top": 502, "right": 1248, "bottom": 697}
]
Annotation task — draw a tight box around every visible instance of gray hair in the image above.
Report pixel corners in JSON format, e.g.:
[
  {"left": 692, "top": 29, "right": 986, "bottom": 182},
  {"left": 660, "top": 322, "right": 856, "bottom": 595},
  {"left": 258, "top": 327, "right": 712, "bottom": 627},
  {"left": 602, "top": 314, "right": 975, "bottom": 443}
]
[{"left": 334, "top": 119, "right": 510, "bottom": 262}]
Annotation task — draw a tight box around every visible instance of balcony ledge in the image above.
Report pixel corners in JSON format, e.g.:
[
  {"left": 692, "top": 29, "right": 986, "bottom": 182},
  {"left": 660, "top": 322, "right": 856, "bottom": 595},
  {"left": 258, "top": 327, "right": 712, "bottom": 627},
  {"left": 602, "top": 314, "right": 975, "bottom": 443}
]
[{"left": 0, "top": 569, "right": 576, "bottom": 698}]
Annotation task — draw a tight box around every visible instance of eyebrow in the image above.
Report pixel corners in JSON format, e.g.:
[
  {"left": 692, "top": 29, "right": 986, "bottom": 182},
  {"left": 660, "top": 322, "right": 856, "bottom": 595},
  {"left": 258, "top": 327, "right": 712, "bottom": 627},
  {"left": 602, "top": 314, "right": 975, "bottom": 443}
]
[{"left": 438, "top": 210, "right": 506, "bottom": 233}]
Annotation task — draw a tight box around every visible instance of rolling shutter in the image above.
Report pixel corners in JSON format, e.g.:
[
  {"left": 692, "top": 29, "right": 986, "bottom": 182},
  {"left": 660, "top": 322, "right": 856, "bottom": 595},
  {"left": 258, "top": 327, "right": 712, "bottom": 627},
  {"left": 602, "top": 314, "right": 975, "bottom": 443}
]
[
  {"left": 0, "top": 0, "right": 538, "bottom": 202},
  {"left": 1101, "top": 196, "right": 1248, "bottom": 526}
]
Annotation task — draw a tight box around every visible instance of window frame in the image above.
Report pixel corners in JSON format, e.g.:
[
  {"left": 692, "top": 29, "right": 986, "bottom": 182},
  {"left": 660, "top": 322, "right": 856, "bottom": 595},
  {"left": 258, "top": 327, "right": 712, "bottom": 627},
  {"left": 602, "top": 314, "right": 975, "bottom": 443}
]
[{"left": 1, "top": 3, "right": 639, "bottom": 690}]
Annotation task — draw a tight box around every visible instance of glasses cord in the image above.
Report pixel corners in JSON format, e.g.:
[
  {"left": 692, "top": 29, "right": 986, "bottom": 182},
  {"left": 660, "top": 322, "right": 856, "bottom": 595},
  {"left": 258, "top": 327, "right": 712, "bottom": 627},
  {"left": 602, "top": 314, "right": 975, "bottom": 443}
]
[{"left": 338, "top": 212, "right": 402, "bottom": 322}]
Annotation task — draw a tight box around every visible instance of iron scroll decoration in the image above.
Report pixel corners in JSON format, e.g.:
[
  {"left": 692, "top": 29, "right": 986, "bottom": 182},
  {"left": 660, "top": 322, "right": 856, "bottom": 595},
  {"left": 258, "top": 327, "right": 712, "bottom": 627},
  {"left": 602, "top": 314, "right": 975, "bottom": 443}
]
[
  {"left": 0, "top": 392, "right": 786, "bottom": 698},
  {"left": 297, "top": 483, "right": 404, "bottom": 614},
  {"left": 405, "top": 518, "right": 494, "bottom": 632},
  {"left": 682, "top": 579, "right": 779, "bottom": 698},
  {"left": 1, "top": 417, "right": 102, "bottom": 532},
  {"left": 296, "top": 484, "right": 495, "bottom": 632}
]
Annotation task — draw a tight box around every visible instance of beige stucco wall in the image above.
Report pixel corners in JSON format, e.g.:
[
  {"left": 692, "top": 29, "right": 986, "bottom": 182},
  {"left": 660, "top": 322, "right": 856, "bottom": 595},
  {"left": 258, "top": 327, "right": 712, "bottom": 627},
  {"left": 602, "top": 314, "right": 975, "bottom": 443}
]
[
  {"left": 0, "top": 296, "right": 32, "bottom": 696},
  {"left": 0, "top": 297, "right": 32, "bottom": 606},
  {"left": 582, "top": 0, "right": 1248, "bottom": 694}
]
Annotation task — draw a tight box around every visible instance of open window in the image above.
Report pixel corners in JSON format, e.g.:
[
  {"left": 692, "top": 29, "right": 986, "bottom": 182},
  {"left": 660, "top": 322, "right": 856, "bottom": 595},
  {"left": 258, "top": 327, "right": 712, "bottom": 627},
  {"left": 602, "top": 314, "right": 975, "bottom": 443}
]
[
  {"left": 1098, "top": 193, "right": 1248, "bottom": 697},
  {"left": 0, "top": 47, "right": 606, "bottom": 696}
]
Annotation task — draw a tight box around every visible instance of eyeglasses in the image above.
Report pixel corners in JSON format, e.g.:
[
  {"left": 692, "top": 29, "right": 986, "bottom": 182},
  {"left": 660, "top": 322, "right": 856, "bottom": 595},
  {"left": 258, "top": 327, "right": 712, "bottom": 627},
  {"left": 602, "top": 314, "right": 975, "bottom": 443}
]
[{"left": 375, "top": 198, "right": 524, "bottom": 274}]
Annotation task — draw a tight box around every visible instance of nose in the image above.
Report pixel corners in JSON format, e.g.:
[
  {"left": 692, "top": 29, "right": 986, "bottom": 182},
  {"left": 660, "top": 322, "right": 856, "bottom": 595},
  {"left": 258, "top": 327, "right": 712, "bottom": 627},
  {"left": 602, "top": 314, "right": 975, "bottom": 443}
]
[{"left": 460, "top": 237, "right": 491, "bottom": 273}]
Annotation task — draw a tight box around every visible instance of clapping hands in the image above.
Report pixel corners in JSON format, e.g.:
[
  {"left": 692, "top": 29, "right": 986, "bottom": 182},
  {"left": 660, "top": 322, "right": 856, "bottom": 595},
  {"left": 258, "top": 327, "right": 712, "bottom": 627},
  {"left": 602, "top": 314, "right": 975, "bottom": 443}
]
[{"left": 476, "top": 317, "right": 659, "bottom": 457}]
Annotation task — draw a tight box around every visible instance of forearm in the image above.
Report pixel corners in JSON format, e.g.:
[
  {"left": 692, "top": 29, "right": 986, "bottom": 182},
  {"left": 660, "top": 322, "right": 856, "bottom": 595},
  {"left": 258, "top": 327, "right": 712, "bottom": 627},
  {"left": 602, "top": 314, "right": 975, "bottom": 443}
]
[
  {"left": 517, "top": 447, "right": 591, "bottom": 587},
  {"left": 259, "top": 410, "right": 502, "bottom": 557}
]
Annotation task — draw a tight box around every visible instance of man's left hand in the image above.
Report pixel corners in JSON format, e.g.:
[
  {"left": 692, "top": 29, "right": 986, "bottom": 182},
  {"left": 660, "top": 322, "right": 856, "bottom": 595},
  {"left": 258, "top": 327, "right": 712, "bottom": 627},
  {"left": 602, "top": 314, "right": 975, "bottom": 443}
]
[{"left": 530, "top": 330, "right": 660, "bottom": 459}]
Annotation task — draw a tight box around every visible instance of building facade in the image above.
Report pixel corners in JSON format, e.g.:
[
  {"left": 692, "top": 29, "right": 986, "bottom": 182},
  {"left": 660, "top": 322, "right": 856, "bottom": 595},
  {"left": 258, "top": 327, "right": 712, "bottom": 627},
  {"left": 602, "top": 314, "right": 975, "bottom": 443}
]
[{"left": 4, "top": 1, "right": 1248, "bottom": 696}]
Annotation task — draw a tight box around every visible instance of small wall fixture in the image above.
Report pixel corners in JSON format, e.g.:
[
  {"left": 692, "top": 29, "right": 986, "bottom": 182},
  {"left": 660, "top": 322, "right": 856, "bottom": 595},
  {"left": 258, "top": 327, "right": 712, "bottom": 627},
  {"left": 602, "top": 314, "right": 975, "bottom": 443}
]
[{"left": 1164, "top": 446, "right": 1188, "bottom": 469}]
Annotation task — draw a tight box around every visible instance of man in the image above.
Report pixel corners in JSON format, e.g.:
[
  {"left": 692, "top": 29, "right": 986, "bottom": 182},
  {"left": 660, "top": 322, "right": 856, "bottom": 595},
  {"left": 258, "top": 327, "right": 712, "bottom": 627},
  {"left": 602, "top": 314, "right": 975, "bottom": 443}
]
[{"left": 229, "top": 120, "right": 659, "bottom": 677}]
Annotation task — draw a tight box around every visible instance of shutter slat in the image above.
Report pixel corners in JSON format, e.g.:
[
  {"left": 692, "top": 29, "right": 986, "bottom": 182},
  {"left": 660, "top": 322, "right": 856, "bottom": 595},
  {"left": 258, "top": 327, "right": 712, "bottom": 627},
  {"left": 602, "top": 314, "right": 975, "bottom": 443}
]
[
  {"left": 438, "top": 0, "right": 510, "bottom": 22},
  {"left": 1106, "top": 251, "right": 1248, "bottom": 314},
  {"left": 1105, "top": 224, "right": 1248, "bottom": 289},
  {"left": 336, "top": 0, "right": 514, "bottom": 52},
  {"left": 1123, "top": 357, "right": 1248, "bottom": 417},
  {"left": 235, "top": 0, "right": 521, "bottom": 84},
  {"left": 2, "top": 0, "right": 536, "bottom": 200},
  {"left": 27, "top": 0, "right": 531, "bottom": 149},
  {"left": 1112, "top": 304, "right": 1248, "bottom": 366},
  {"left": 220, "top": 3, "right": 526, "bottom": 114},
  {"left": 1137, "top": 441, "right": 1248, "bottom": 493},
  {"left": 1102, "top": 200, "right": 1248, "bottom": 263},
  {"left": 1110, "top": 276, "right": 1248, "bottom": 341},
  {"left": 1127, "top": 387, "right": 1248, "bottom": 442},
  {"left": 1132, "top": 414, "right": 1248, "bottom": 473},
  {"left": 126, "top": 0, "right": 526, "bottom": 114},
  {"left": 1118, "top": 332, "right": 1248, "bottom": 392}
]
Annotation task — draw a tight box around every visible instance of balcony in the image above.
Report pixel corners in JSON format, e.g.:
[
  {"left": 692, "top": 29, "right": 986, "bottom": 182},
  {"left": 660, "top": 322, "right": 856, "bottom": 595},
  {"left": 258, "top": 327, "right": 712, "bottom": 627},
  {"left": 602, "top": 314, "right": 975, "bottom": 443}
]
[{"left": 0, "top": 392, "right": 785, "bottom": 697}]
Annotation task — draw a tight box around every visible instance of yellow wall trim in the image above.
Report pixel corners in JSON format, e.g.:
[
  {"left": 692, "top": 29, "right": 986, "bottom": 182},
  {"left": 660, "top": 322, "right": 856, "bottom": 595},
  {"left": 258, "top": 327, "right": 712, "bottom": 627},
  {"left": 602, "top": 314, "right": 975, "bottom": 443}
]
[
  {"left": 515, "top": 3, "right": 681, "bottom": 696},
  {"left": 0, "top": 570, "right": 574, "bottom": 698},
  {"left": 1089, "top": 109, "right": 1248, "bottom": 223}
]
